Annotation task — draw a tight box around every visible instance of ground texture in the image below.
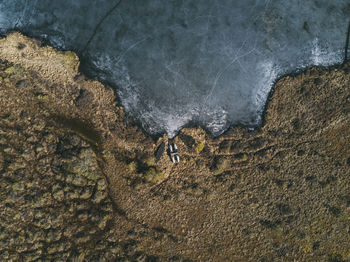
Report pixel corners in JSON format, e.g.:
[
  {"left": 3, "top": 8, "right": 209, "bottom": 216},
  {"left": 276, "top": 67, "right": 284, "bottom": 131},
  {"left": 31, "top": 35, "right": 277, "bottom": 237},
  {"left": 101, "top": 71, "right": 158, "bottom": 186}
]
[{"left": 0, "top": 32, "right": 350, "bottom": 261}]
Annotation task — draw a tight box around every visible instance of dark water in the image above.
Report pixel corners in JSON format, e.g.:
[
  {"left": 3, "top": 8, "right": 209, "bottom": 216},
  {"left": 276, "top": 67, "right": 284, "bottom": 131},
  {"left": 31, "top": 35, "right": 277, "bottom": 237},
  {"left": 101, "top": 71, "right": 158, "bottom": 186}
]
[{"left": 0, "top": 0, "right": 348, "bottom": 137}]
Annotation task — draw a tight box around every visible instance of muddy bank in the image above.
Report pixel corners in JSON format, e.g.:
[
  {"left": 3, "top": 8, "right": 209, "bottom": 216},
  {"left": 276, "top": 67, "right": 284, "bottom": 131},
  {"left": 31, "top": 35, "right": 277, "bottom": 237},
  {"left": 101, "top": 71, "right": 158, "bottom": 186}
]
[{"left": 0, "top": 32, "right": 350, "bottom": 261}]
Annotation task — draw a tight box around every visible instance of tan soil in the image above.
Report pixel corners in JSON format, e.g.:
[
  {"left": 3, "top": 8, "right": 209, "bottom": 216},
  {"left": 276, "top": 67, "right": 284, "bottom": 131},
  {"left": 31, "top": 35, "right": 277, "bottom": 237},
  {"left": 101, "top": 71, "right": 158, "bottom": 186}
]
[{"left": 0, "top": 32, "right": 350, "bottom": 261}]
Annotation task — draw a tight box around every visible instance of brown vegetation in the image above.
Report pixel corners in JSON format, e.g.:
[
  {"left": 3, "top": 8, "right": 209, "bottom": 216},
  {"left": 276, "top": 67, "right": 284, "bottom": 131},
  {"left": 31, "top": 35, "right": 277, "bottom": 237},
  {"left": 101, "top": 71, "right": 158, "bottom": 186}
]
[{"left": 0, "top": 32, "right": 350, "bottom": 261}]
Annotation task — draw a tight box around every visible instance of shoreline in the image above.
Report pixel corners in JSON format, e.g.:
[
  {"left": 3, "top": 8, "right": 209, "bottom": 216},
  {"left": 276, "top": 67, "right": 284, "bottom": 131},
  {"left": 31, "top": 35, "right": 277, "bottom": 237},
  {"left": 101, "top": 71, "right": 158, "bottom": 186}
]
[
  {"left": 1, "top": 32, "right": 350, "bottom": 261},
  {"left": 3, "top": 29, "right": 349, "bottom": 141}
]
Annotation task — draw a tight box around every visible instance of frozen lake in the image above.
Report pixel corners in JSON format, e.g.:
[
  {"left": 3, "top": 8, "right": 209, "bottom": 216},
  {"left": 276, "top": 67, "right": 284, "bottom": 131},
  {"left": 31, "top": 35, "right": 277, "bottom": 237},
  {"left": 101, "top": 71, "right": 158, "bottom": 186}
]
[{"left": 0, "top": 0, "right": 348, "bottom": 136}]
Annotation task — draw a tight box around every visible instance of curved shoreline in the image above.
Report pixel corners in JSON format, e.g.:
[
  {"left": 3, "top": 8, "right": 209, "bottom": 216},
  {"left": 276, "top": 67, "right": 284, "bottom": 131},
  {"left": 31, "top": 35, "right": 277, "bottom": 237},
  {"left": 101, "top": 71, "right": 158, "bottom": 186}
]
[
  {"left": 1, "top": 32, "right": 350, "bottom": 260},
  {"left": 4, "top": 29, "right": 349, "bottom": 140}
]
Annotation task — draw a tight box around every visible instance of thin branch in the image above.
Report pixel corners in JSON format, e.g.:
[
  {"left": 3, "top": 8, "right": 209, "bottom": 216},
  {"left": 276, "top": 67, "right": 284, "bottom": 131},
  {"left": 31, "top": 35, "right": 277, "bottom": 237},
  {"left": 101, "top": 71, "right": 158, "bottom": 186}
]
[{"left": 81, "top": 0, "right": 122, "bottom": 54}]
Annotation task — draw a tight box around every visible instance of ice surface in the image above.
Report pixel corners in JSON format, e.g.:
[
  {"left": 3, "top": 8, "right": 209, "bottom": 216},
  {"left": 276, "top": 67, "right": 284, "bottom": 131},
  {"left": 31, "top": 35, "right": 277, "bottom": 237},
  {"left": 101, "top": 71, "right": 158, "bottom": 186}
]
[{"left": 0, "top": 0, "right": 348, "bottom": 137}]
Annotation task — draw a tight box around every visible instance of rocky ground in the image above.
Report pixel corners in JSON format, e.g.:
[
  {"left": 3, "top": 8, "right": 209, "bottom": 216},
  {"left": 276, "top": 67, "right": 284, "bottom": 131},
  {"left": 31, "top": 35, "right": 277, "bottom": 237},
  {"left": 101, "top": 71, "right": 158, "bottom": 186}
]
[{"left": 0, "top": 32, "right": 350, "bottom": 261}]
